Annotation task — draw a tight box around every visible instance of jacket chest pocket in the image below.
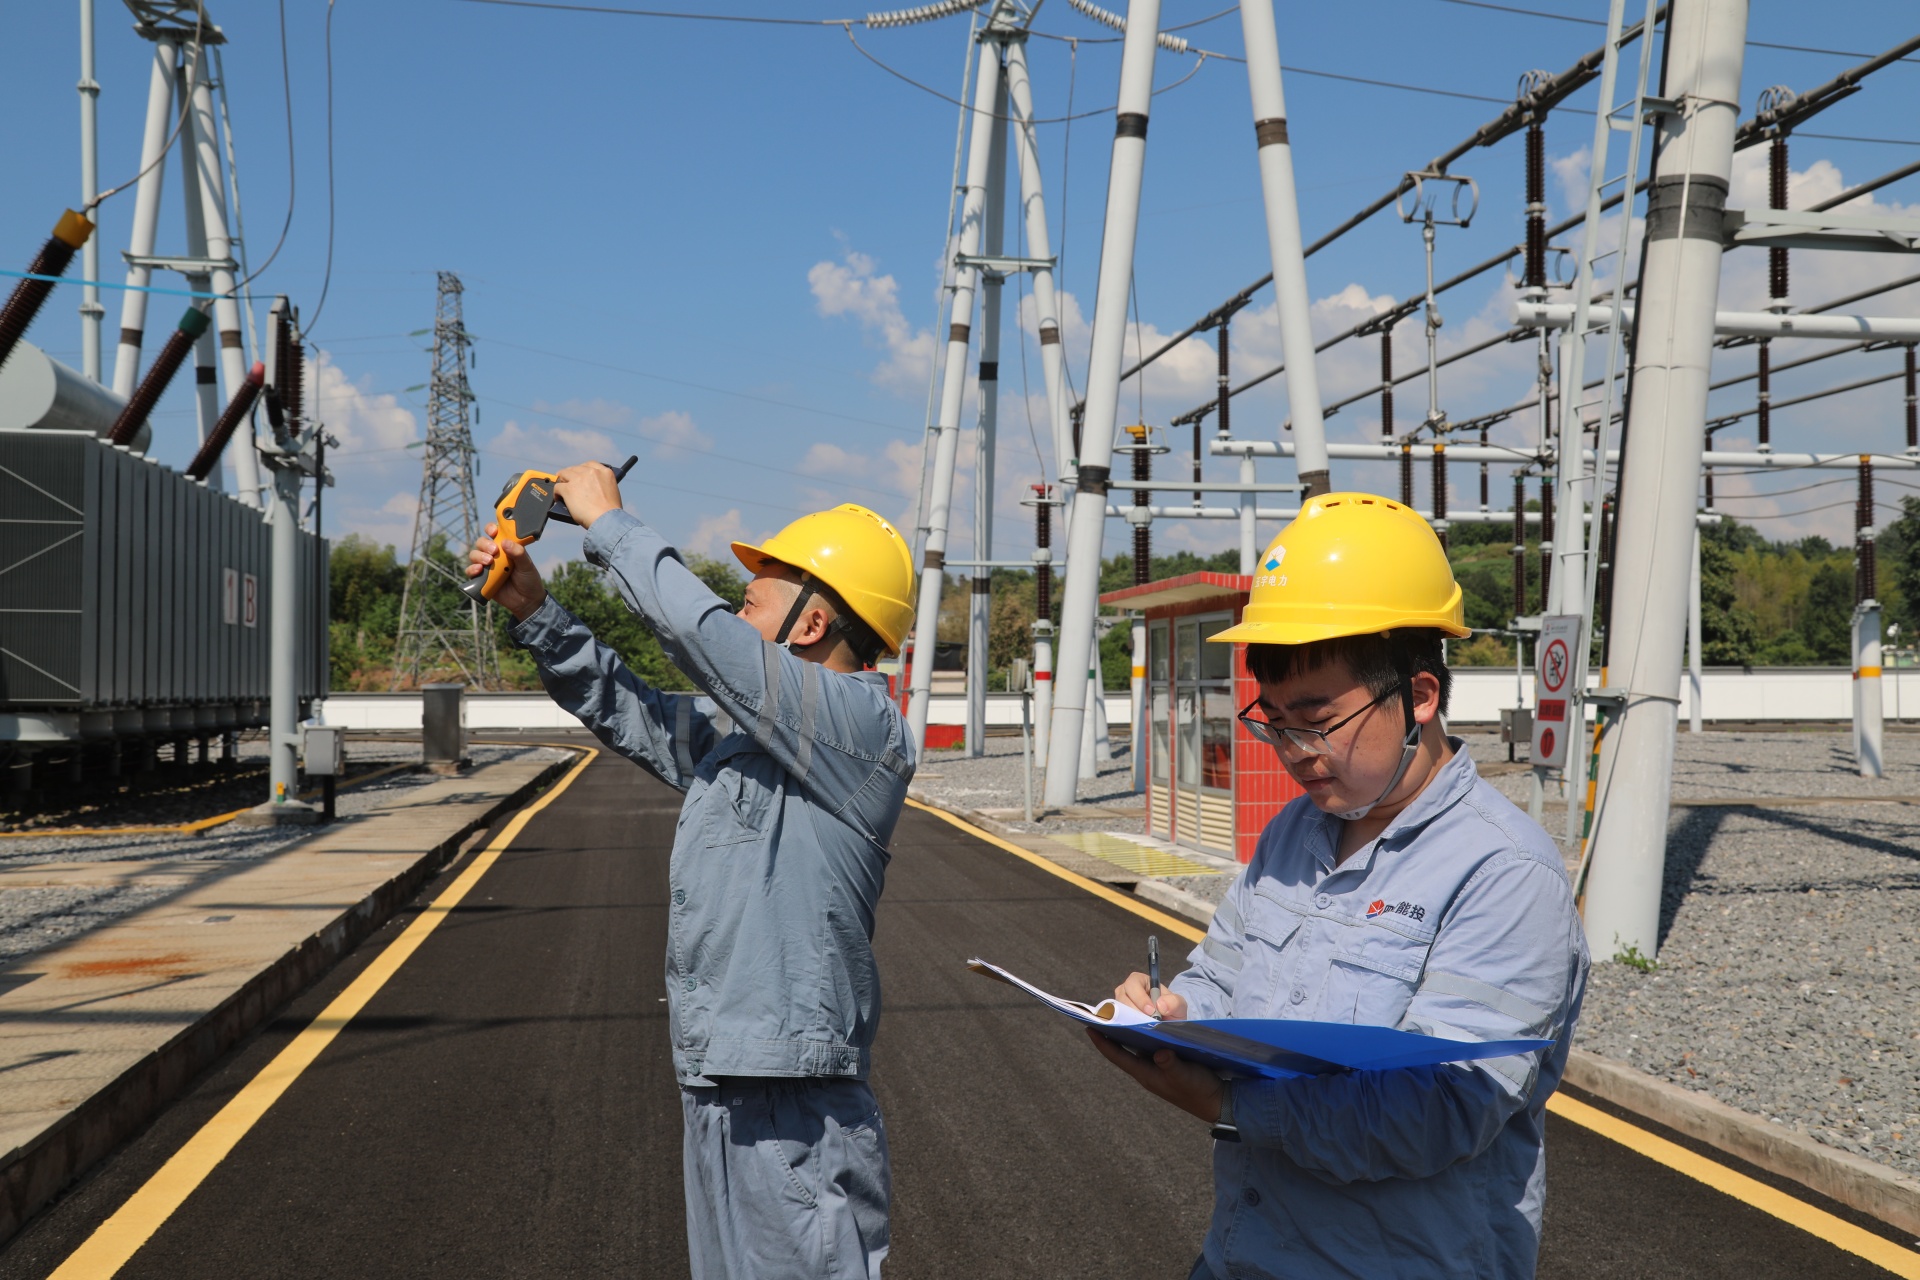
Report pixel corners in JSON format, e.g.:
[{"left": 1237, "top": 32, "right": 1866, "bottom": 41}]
[
  {"left": 703, "top": 750, "right": 781, "bottom": 848},
  {"left": 1324, "top": 925, "right": 1434, "bottom": 1028},
  {"left": 1236, "top": 907, "right": 1305, "bottom": 1018}
]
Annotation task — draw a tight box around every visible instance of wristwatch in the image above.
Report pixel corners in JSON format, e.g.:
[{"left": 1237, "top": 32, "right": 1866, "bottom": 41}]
[{"left": 1210, "top": 1079, "right": 1241, "bottom": 1143}]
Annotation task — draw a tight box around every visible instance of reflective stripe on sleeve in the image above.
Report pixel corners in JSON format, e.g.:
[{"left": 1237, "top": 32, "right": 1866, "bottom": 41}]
[
  {"left": 1202, "top": 935, "right": 1244, "bottom": 972},
  {"left": 795, "top": 663, "right": 820, "bottom": 781},
  {"left": 756, "top": 643, "right": 783, "bottom": 750},
  {"left": 1417, "top": 970, "right": 1552, "bottom": 1032}
]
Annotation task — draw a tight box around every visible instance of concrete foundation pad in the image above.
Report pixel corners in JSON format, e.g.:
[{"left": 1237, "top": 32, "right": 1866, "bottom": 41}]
[
  {"left": 231, "top": 799, "right": 322, "bottom": 827},
  {"left": 0, "top": 749, "right": 579, "bottom": 1244}
]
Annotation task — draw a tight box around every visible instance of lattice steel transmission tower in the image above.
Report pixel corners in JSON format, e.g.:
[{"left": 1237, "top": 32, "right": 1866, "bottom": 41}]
[{"left": 392, "top": 272, "right": 500, "bottom": 690}]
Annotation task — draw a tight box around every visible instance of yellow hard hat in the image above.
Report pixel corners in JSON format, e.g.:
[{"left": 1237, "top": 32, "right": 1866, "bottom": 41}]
[
  {"left": 1209, "top": 491, "right": 1469, "bottom": 646},
  {"left": 731, "top": 503, "right": 918, "bottom": 657}
]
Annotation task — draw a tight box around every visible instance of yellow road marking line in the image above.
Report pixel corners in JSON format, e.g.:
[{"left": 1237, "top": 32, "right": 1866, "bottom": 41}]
[
  {"left": 904, "top": 797, "right": 1204, "bottom": 943},
  {"left": 1547, "top": 1092, "right": 1920, "bottom": 1277},
  {"left": 49, "top": 747, "right": 599, "bottom": 1280}
]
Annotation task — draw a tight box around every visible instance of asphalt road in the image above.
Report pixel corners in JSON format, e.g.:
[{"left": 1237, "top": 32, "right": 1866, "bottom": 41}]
[{"left": 1, "top": 743, "right": 1913, "bottom": 1278}]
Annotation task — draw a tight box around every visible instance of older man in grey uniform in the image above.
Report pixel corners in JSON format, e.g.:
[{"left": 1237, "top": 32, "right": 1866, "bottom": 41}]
[{"left": 470, "top": 465, "right": 919, "bottom": 1280}]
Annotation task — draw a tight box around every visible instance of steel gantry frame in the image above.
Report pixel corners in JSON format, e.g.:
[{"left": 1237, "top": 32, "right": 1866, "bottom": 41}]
[
  {"left": 905, "top": 0, "right": 1072, "bottom": 759},
  {"left": 112, "top": 1, "right": 265, "bottom": 507},
  {"left": 899, "top": 0, "right": 1920, "bottom": 826},
  {"left": 1038, "top": 0, "right": 1330, "bottom": 806}
]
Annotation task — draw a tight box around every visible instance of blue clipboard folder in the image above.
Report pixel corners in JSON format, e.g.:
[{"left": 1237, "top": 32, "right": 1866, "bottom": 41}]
[{"left": 968, "top": 958, "right": 1551, "bottom": 1081}]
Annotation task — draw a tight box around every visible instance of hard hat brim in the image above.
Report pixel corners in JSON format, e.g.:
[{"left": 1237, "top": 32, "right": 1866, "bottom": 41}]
[{"left": 1210, "top": 613, "right": 1472, "bottom": 646}]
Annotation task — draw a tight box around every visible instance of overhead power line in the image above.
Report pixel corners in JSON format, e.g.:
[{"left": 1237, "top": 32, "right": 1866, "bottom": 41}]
[{"left": 1432, "top": 0, "right": 1920, "bottom": 62}]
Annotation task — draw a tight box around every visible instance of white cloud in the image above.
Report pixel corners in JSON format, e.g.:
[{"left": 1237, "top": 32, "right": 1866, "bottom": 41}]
[
  {"left": 1550, "top": 146, "right": 1591, "bottom": 219},
  {"left": 528, "top": 397, "right": 713, "bottom": 462},
  {"left": 311, "top": 350, "right": 418, "bottom": 453},
  {"left": 638, "top": 409, "right": 714, "bottom": 460},
  {"left": 685, "top": 508, "right": 751, "bottom": 556},
  {"left": 809, "top": 249, "right": 936, "bottom": 395},
  {"left": 487, "top": 419, "right": 619, "bottom": 472}
]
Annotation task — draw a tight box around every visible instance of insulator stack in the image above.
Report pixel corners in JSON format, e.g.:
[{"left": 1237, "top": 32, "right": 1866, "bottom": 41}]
[
  {"left": 109, "top": 306, "right": 210, "bottom": 446},
  {"left": 1126, "top": 426, "right": 1152, "bottom": 586},
  {"left": 1906, "top": 345, "right": 1917, "bottom": 453},
  {"left": 1523, "top": 120, "right": 1547, "bottom": 290},
  {"left": 1539, "top": 475, "right": 1555, "bottom": 608},
  {"left": 1756, "top": 339, "right": 1771, "bottom": 450},
  {"left": 1857, "top": 455, "right": 1876, "bottom": 603},
  {"left": 1380, "top": 330, "right": 1394, "bottom": 437},
  {"left": 1704, "top": 433, "right": 1716, "bottom": 511},
  {"left": 286, "top": 338, "right": 306, "bottom": 434},
  {"left": 1070, "top": 402, "right": 1084, "bottom": 463},
  {"left": 1512, "top": 473, "right": 1527, "bottom": 619},
  {"left": 1768, "top": 135, "right": 1790, "bottom": 304},
  {"left": 862, "top": 0, "right": 981, "bottom": 29},
  {"left": 1399, "top": 441, "right": 1414, "bottom": 508},
  {"left": 187, "top": 362, "right": 265, "bottom": 481},
  {"left": 1431, "top": 441, "right": 1449, "bottom": 554},
  {"left": 1191, "top": 419, "right": 1203, "bottom": 505},
  {"left": 1032, "top": 485, "right": 1052, "bottom": 619},
  {"left": 1479, "top": 426, "right": 1490, "bottom": 510},
  {"left": 1216, "top": 322, "right": 1231, "bottom": 439},
  {"left": 0, "top": 211, "right": 93, "bottom": 376}
]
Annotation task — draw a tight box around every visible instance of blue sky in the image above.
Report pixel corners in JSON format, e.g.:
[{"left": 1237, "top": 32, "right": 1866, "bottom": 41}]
[{"left": 5, "top": 0, "right": 1918, "bottom": 569}]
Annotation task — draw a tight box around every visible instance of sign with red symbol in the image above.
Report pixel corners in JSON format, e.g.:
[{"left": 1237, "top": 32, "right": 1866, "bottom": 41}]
[{"left": 1531, "top": 615, "right": 1581, "bottom": 769}]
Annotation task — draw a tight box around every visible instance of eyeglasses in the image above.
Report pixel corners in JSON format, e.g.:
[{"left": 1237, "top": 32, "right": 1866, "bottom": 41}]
[{"left": 1237, "top": 684, "right": 1403, "bottom": 756}]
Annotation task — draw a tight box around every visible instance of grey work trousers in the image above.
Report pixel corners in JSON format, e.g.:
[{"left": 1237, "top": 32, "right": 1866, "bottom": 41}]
[{"left": 681, "top": 1077, "right": 891, "bottom": 1280}]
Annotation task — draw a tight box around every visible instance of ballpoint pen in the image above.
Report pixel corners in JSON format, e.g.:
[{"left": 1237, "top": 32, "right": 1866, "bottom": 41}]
[{"left": 1147, "top": 934, "right": 1161, "bottom": 1019}]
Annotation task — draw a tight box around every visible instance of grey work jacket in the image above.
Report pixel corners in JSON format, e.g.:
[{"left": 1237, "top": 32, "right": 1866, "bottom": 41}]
[
  {"left": 1171, "top": 743, "right": 1589, "bottom": 1280},
  {"left": 511, "top": 510, "right": 915, "bottom": 1087}
]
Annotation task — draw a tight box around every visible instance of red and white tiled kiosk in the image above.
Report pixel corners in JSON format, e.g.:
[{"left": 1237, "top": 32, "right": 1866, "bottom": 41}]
[{"left": 1100, "top": 572, "right": 1305, "bottom": 865}]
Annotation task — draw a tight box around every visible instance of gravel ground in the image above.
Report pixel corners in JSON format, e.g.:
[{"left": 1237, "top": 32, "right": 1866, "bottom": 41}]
[
  {"left": 914, "top": 726, "right": 1920, "bottom": 1178},
  {"left": 0, "top": 741, "right": 571, "bottom": 969},
  {"left": 912, "top": 734, "right": 1144, "bottom": 835}
]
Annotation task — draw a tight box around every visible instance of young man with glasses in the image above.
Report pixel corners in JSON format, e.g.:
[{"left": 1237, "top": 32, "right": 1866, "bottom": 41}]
[{"left": 1088, "top": 492, "right": 1588, "bottom": 1280}]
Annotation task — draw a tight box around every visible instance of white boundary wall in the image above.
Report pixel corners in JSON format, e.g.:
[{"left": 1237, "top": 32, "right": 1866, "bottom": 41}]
[{"left": 316, "top": 670, "right": 1916, "bottom": 733}]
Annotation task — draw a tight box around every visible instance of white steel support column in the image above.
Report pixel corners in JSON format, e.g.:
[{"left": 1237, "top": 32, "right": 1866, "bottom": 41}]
[
  {"left": 183, "top": 42, "right": 263, "bottom": 507},
  {"left": 78, "top": 0, "right": 103, "bottom": 382},
  {"left": 1044, "top": 0, "right": 1161, "bottom": 807},
  {"left": 177, "top": 63, "right": 221, "bottom": 470},
  {"left": 968, "top": 78, "right": 1010, "bottom": 759},
  {"left": 1004, "top": 40, "right": 1071, "bottom": 487},
  {"left": 1687, "top": 526, "right": 1703, "bottom": 733},
  {"left": 1238, "top": 0, "right": 1330, "bottom": 496},
  {"left": 1583, "top": 0, "right": 1749, "bottom": 962},
  {"left": 1130, "top": 615, "right": 1147, "bottom": 792},
  {"left": 113, "top": 37, "right": 177, "bottom": 400},
  {"left": 907, "top": 40, "right": 1004, "bottom": 750},
  {"left": 269, "top": 465, "right": 302, "bottom": 804},
  {"left": 1856, "top": 603, "right": 1884, "bottom": 778},
  {"left": 1033, "top": 621, "right": 1053, "bottom": 762}
]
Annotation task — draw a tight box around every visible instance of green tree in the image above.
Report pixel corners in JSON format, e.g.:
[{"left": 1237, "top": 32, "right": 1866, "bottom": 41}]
[
  {"left": 1698, "top": 527, "right": 1762, "bottom": 665},
  {"left": 328, "top": 535, "right": 404, "bottom": 689},
  {"left": 1882, "top": 496, "right": 1920, "bottom": 637},
  {"left": 1798, "top": 561, "right": 1854, "bottom": 663}
]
